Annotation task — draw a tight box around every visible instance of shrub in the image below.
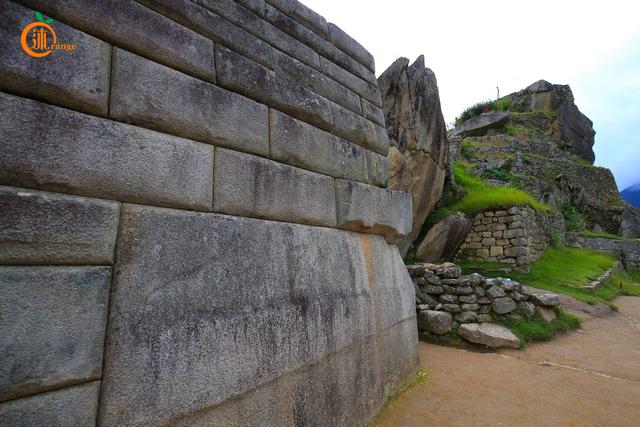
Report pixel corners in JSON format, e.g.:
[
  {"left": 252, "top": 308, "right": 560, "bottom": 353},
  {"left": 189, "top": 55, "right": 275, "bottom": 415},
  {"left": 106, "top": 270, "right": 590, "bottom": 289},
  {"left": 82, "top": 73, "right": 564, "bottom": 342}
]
[
  {"left": 562, "top": 204, "right": 587, "bottom": 232},
  {"left": 454, "top": 97, "right": 512, "bottom": 127},
  {"left": 483, "top": 167, "right": 520, "bottom": 186}
]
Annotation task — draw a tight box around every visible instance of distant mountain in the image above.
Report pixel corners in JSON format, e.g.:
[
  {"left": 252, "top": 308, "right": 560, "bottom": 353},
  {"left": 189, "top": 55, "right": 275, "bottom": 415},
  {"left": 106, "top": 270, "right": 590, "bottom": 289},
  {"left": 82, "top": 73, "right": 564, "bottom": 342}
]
[{"left": 621, "top": 183, "right": 640, "bottom": 208}]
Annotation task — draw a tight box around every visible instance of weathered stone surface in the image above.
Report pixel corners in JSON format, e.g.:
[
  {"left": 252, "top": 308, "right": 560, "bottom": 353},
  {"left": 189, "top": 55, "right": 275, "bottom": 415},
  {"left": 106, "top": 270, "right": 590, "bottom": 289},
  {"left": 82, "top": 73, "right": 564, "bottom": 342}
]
[
  {"left": 486, "top": 286, "right": 506, "bottom": 299},
  {"left": 214, "top": 148, "right": 336, "bottom": 227},
  {"left": 331, "top": 102, "right": 390, "bottom": 155},
  {"left": 319, "top": 56, "right": 381, "bottom": 107},
  {"left": 267, "top": 0, "right": 329, "bottom": 37},
  {"left": 270, "top": 110, "right": 368, "bottom": 182},
  {"left": 0, "top": 267, "right": 110, "bottom": 401},
  {"left": 455, "top": 311, "right": 478, "bottom": 323},
  {"left": 100, "top": 204, "right": 416, "bottom": 426},
  {"left": 139, "top": 0, "right": 274, "bottom": 68},
  {"left": 195, "top": 0, "right": 321, "bottom": 70},
  {"left": 265, "top": 5, "right": 374, "bottom": 86},
  {"left": 619, "top": 202, "right": 640, "bottom": 238},
  {"left": 492, "top": 297, "right": 517, "bottom": 314},
  {"left": 273, "top": 50, "right": 362, "bottom": 114},
  {"left": 415, "top": 213, "right": 472, "bottom": 262},
  {"left": 418, "top": 310, "right": 452, "bottom": 335},
  {"left": 174, "top": 318, "right": 418, "bottom": 426},
  {"left": 507, "top": 80, "right": 596, "bottom": 162},
  {"left": 535, "top": 306, "right": 557, "bottom": 322},
  {"left": 451, "top": 112, "right": 512, "bottom": 138},
  {"left": 326, "top": 22, "right": 376, "bottom": 74},
  {"left": 19, "top": 0, "right": 215, "bottom": 82},
  {"left": 0, "top": 92, "right": 214, "bottom": 210},
  {"left": 531, "top": 293, "right": 561, "bottom": 307},
  {"left": 366, "top": 151, "right": 389, "bottom": 187},
  {"left": 215, "top": 45, "right": 333, "bottom": 131},
  {"left": 0, "top": 381, "right": 100, "bottom": 427},
  {"left": 518, "top": 301, "right": 536, "bottom": 318},
  {"left": 335, "top": 179, "right": 412, "bottom": 243},
  {"left": 379, "top": 57, "right": 448, "bottom": 254},
  {"left": 458, "top": 323, "right": 520, "bottom": 349},
  {"left": 438, "top": 294, "right": 457, "bottom": 303},
  {"left": 0, "top": 1, "right": 110, "bottom": 116},
  {"left": 442, "top": 304, "right": 462, "bottom": 313},
  {"left": 111, "top": 48, "right": 268, "bottom": 156},
  {"left": 0, "top": 186, "right": 119, "bottom": 265},
  {"left": 361, "top": 98, "right": 386, "bottom": 127}
]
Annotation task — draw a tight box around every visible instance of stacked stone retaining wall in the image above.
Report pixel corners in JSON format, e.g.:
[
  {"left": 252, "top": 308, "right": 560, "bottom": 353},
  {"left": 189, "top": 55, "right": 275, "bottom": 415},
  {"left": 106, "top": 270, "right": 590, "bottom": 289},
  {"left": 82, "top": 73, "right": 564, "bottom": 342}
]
[
  {"left": 0, "top": 1, "right": 417, "bottom": 425},
  {"left": 457, "top": 206, "right": 564, "bottom": 271}
]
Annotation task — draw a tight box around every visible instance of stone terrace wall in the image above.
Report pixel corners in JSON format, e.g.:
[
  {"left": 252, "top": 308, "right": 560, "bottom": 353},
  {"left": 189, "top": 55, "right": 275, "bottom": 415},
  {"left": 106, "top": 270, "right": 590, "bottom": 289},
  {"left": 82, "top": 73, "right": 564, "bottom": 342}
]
[
  {"left": 566, "top": 235, "right": 640, "bottom": 271},
  {"left": 0, "top": 1, "right": 418, "bottom": 425},
  {"left": 457, "top": 206, "right": 564, "bottom": 271}
]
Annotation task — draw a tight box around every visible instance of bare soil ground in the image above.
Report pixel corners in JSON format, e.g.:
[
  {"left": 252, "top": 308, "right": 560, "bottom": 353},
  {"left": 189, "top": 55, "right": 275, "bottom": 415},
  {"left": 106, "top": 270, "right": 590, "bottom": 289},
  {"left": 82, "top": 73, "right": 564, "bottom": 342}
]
[{"left": 372, "top": 296, "right": 640, "bottom": 427}]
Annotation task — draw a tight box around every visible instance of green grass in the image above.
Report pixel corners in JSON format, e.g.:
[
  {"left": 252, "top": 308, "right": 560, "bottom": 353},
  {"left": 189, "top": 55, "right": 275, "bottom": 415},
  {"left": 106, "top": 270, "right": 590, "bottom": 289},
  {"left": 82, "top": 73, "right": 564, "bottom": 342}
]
[
  {"left": 451, "top": 163, "right": 549, "bottom": 216},
  {"left": 462, "top": 247, "right": 640, "bottom": 305},
  {"left": 422, "top": 162, "right": 551, "bottom": 236},
  {"left": 495, "top": 308, "right": 581, "bottom": 348},
  {"left": 562, "top": 203, "right": 587, "bottom": 232},
  {"left": 573, "top": 230, "right": 640, "bottom": 242}
]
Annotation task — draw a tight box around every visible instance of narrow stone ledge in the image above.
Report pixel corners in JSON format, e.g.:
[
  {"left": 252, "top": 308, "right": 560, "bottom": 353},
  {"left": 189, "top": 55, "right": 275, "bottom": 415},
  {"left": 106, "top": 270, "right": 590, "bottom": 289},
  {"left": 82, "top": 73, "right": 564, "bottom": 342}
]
[
  {"left": 0, "top": 267, "right": 110, "bottom": 402},
  {"left": 332, "top": 102, "right": 390, "bottom": 155},
  {"left": 18, "top": 0, "right": 215, "bottom": 83},
  {"left": 110, "top": 48, "right": 269, "bottom": 156},
  {"left": 0, "top": 186, "right": 120, "bottom": 265},
  {"left": 0, "top": 92, "right": 214, "bottom": 211},
  {"left": 335, "top": 179, "right": 412, "bottom": 244},
  {"left": 0, "top": 381, "right": 100, "bottom": 426},
  {"left": 270, "top": 110, "right": 368, "bottom": 182},
  {"left": 0, "top": 1, "right": 110, "bottom": 117},
  {"left": 214, "top": 148, "right": 337, "bottom": 227}
]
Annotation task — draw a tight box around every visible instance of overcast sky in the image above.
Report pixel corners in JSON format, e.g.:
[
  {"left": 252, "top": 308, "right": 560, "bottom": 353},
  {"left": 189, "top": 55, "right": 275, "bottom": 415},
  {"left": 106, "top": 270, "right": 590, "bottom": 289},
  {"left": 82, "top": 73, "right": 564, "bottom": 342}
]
[{"left": 303, "top": 0, "right": 640, "bottom": 190}]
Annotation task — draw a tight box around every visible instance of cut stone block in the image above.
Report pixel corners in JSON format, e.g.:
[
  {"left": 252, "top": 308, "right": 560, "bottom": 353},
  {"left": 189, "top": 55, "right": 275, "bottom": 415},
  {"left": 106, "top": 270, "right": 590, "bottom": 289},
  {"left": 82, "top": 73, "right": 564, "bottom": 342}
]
[
  {"left": 0, "top": 186, "right": 119, "bottom": 265},
  {"left": 331, "top": 102, "right": 390, "bottom": 155},
  {"left": 0, "top": 1, "right": 110, "bottom": 116},
  {"left": 111, "top": 48, "right": 269, "bottom": 156},
  {"left": 0, "top": 92, "right": 213, "bottom": 210},
  {"left": 99, "top": 204, "right": 416, "bottom": 425},
  {"left": 0, "top": 267, "right": 110, "bottom": 401},
  {"left": 214, "top": 148, "right": 336, "bottom": 227},
  {"left": 18, "top": 0, "right": 215, "bottom": 82},
  {"left": 215, "top": 45, "right": 333, "bottom": 131},
  {"left": 270, "top": 110, "right": 368, "bottom": 182},
  {"left": 335, "top": 179, "right": 411, "bottom": 244},
  {"left": 0, "top": 381, "right": 100, "bottom": 427}
]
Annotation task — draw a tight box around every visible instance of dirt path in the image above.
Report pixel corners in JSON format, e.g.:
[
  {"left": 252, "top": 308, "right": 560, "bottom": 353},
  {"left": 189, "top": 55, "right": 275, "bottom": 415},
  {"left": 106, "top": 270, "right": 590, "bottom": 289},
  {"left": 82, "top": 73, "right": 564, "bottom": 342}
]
[{"left": 372, "top": 297, "right": 640, "bottom": 427}]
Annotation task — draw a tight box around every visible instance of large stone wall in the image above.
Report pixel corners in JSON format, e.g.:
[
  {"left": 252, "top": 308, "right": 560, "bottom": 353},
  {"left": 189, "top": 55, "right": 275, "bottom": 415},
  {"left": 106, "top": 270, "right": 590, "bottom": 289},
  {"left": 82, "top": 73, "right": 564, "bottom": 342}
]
[
  {"left": 457, "top": 206, "right": 564, "bottom": 271},
  {"left": 0, "top": 1, "right": 418, "bottom": 425}
]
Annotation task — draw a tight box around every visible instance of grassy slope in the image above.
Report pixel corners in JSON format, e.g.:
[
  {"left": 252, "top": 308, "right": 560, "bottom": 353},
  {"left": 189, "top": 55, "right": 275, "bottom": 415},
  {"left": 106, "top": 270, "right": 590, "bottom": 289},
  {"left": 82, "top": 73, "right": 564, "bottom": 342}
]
[
  {"left": 429, "top": 162, "right": 550, "bottom": 226},
  {"left": 461, "top": 246, "right": 640, "bottom": 304}
]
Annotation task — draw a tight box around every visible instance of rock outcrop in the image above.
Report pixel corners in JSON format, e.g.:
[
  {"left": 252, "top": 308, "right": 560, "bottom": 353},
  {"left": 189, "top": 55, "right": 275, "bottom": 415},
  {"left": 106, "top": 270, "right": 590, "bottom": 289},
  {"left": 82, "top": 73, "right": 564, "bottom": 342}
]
[
  {"left": 415, "top": 213, "right": 472, "bottom": 263},
  {"left": 451, "top": 112, "right": 511, "bottom": 138},
  {"left": 506, "top": 80, "right": 596, "bottom": 163},
  {"left": 619, "top": 202, "right": 640, "bottom": 238},
  {"left": 379, "top": 56, "right": 448, "bottom": 255}
]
